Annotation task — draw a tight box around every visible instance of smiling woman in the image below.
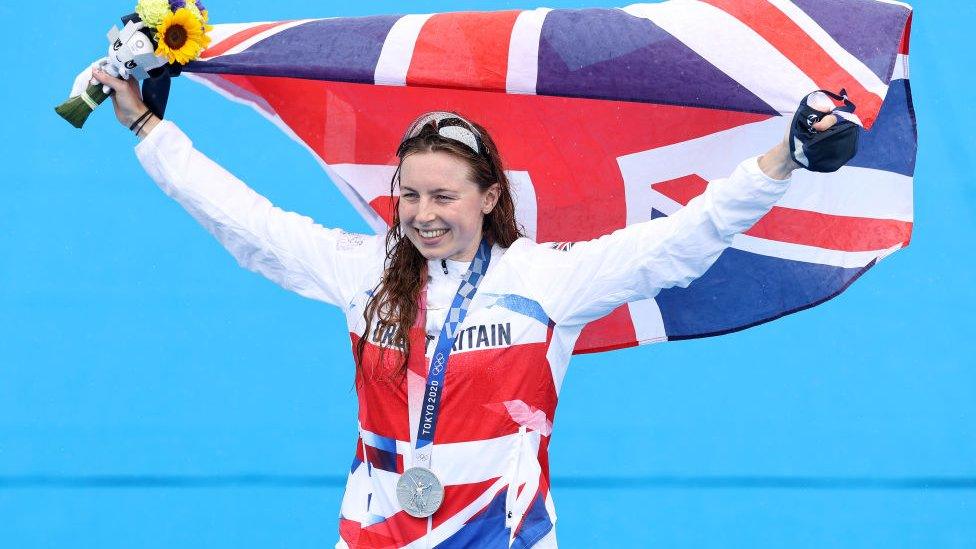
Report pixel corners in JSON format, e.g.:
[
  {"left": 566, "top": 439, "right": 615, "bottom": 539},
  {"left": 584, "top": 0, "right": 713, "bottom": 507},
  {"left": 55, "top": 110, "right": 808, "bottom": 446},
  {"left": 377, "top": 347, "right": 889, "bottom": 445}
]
[
  {"left": 357, "top": 114, "right": 525, "bottom": 389},
  {"left": 399, "top": 151, "right": 499, "bottom": 261},
  {"left": 397, "top": 113, "right": 517, "bottom": 262},
  {"left": 90, "top": 58, "right": 848, "bottom": 545}
]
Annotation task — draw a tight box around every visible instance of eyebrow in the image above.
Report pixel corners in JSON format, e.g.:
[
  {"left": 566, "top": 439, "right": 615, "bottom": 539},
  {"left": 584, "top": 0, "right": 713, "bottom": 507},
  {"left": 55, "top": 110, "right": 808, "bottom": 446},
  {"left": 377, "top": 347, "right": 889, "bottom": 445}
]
[{"left": 400, "top": 185, "right": 458, "bottom": 194}]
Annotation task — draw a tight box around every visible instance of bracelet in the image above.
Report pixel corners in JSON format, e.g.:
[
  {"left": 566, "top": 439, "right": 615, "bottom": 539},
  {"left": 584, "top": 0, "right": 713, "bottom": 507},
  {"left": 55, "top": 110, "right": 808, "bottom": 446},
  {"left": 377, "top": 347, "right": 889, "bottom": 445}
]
[
  {"left": 135, "top": 113, "right": 156, "bottom": 137},
  {"left": 129, "top": 108, "right": 153, "bottom": 132}
]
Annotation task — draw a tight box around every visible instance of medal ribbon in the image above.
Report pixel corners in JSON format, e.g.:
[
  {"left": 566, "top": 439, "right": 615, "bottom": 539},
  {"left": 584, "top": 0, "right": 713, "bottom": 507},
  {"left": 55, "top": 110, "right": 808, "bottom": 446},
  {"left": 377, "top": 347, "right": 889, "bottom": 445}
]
[{"left": 413, "top": 239, "right": 492, "bottom": 468}]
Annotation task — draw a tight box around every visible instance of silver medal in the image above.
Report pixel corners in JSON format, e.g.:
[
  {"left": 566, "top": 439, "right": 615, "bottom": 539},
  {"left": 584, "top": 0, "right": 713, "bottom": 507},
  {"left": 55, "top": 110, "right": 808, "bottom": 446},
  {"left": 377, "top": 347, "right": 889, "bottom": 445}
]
[{"left": 396, "top": 467, "right": 445, "bottom": 518}]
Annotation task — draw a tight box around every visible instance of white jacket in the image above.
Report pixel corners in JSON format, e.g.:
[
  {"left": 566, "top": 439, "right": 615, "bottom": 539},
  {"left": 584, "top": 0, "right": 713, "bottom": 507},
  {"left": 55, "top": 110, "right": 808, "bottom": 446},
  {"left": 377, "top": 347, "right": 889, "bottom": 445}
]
[{"left": 136, "top": 120, "right": 790, "bottom": 548}]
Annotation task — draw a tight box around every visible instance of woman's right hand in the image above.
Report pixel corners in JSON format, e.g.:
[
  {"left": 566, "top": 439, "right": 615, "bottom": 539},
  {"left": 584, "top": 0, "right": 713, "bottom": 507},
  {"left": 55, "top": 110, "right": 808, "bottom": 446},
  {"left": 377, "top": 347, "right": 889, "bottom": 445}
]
[{"left": 92, "top": 67, "right": 160, "bottom": 137}]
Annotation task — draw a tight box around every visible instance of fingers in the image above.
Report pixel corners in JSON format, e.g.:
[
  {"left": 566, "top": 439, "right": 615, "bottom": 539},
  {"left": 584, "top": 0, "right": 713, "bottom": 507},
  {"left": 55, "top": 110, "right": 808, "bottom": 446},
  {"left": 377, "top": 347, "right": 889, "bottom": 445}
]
[
  {"left": 806, "top": 91, "right": 835, "bottom": 113},
  {"left": 804, "top": 91, "right": 841, "bottom": 131},
  {"left": 812, "top": 113, "right": 838, "bottom": 132},
  {"left": 91, "top": 67, "right": 126, "bottom": 93},
  {"left": 90, "top": 65, "right": 148, "bottom": 127}
]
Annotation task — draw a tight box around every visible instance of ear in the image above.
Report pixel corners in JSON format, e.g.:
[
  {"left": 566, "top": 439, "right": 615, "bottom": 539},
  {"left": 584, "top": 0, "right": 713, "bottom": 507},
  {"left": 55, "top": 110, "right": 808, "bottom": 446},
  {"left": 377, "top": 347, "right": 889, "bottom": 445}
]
[{"left": 482, "top": 183, "right": 501, "bottom": 214}]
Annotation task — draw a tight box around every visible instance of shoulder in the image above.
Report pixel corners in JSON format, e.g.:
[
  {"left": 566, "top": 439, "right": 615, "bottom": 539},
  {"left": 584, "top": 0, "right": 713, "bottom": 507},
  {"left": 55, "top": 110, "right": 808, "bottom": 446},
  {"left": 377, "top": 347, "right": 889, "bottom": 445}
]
[
  {"left": 494, "top": 237, "right": 537, "bottom": 261},
  {"left": 504, "top": 236, "right": 584, "bottom": 258},
  {"left": 334, "top": 231, "right": 388, "bottom": 272},
  {"left": 493, "top": 237, "right": 585, "bottom": 276},
  {"left": 502, "top": 236, "right": 558, "bottom": 254},
  {"left": 335, "top": 230, "right": 385, "bottom": 254}
]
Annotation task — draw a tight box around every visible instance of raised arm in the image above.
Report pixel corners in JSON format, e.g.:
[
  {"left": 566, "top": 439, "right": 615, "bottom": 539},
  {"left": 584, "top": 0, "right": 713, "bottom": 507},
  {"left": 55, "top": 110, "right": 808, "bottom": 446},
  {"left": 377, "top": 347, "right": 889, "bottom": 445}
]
[
  {"left": 93, "top": 68, "right": 384, "bottom": 308},
  {"left": 516, "top": 129, "right": 817, "bottom": 328}
]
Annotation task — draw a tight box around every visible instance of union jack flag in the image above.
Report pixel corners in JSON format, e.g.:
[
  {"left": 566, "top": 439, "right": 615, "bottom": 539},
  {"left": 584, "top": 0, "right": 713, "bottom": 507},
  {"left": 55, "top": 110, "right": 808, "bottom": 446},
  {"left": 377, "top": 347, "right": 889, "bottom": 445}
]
[{"left": 182, "top": 0, "right": 915, "bottom": 353}]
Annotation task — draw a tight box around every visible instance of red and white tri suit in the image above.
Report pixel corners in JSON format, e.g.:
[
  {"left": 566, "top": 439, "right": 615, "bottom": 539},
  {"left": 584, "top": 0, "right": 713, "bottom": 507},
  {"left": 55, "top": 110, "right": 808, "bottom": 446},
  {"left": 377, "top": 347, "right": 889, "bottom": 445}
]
[{"left": 135, "top": 120, "right": 792, "bottom": 548}]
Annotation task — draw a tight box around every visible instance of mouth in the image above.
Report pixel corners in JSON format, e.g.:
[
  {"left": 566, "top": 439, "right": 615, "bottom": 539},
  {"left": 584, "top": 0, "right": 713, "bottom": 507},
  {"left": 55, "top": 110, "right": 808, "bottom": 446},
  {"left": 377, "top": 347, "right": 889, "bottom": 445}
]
[
  {"left": 417, "top": 228, "right": 449, "bottom": 238},
  {"left": 414, "top": 227, "right": 450, "bottom": 246}
]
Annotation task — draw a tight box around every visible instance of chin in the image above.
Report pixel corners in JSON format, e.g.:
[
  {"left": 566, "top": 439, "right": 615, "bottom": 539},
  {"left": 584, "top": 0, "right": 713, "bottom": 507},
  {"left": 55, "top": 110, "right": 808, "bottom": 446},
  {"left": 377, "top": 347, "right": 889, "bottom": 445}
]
[
  {"left": 406, "top": 237, "right": 441, "bottom": 259},
  {"left": 416, "top": 248, "right": 440, "bottom": 260}
]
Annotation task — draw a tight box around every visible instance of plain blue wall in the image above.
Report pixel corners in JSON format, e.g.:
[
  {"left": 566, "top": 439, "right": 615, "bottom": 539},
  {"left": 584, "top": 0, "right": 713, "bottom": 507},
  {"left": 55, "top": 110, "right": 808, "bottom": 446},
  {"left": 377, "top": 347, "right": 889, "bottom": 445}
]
[{"left": 2, "top": 0, "right": 973, "bottom": 547}]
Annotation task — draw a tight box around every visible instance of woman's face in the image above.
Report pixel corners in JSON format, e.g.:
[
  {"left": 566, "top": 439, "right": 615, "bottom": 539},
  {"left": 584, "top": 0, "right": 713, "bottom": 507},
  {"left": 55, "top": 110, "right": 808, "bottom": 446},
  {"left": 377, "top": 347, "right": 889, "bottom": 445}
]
[{"left": 398, "top": 151, "right": 499, "bottom": 262}]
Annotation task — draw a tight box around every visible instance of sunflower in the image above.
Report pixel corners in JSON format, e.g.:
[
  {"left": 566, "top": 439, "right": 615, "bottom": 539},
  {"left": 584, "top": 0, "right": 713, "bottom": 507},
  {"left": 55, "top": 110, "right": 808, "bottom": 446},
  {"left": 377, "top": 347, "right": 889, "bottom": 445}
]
[{"left": 154, "top": 8, "right": 211, "bottom": 65}]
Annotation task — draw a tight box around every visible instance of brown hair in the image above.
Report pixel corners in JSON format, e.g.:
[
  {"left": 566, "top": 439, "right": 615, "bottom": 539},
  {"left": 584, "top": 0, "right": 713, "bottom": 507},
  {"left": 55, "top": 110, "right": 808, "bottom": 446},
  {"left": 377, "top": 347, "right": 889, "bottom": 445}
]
[{"left": 354, "top": 115, "right": 524, "bottom": 381}]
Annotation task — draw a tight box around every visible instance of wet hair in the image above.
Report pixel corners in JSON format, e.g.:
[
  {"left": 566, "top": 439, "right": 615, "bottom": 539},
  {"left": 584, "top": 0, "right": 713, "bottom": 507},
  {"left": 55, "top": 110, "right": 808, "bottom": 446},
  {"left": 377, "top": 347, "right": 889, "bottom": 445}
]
[{"left": 354, "top": 114, "right": 524, "bottom": 382}]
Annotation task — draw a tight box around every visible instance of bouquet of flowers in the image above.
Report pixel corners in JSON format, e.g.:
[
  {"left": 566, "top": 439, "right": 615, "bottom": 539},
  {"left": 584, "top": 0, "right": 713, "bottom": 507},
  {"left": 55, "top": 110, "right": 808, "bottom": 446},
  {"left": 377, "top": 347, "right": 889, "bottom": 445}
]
[{"left": 56, "top": 0, "right": 213, "bottom": 128}]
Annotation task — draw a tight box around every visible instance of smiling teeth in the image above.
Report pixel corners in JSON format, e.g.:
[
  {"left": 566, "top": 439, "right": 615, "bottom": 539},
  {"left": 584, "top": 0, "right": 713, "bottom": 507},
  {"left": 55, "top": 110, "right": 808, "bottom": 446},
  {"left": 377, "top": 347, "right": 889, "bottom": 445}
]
[{"left": 419, "top": 229, "right": 448, "bottom": 238}]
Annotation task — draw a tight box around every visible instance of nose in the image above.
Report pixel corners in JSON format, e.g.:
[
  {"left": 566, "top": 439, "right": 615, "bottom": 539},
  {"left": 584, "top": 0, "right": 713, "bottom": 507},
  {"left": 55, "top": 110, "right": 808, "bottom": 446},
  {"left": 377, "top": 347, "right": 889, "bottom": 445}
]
[{"left": 416, "top": 198, "right": 437, "bottom": 224}]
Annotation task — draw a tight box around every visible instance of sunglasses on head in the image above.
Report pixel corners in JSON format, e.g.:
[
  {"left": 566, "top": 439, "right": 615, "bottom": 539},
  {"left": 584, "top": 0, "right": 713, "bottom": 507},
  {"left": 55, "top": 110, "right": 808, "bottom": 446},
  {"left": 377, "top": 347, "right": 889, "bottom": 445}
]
[{"left": 400, "top": 112, "right": 487, "bottom": 157}]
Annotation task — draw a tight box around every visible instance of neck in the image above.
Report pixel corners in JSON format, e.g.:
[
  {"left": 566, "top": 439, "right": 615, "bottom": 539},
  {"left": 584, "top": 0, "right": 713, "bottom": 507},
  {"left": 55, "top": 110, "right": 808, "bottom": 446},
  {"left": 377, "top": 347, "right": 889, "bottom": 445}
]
[{"left": 447, "top": 235, "right": 485, "bottom": 262}]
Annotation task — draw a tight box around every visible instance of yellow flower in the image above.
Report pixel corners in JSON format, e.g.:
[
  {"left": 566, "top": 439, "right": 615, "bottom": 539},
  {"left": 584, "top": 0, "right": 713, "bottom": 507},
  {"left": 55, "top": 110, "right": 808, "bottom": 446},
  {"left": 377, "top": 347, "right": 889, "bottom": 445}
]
[
  {"left": 184, "top": 0, "right": 205, "bottom": 23},
  {"left": 135, "top": 0, "right": 172, "bottom": 29},
  {"left": 154, "top": 8, "right": 211, "bottom": 65}
]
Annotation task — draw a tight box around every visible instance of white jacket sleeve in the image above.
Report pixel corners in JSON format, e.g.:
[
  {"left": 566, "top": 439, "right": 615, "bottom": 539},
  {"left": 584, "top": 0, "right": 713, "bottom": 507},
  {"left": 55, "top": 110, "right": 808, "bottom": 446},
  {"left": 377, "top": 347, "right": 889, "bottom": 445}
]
[
  {"left": 515, "top": 156, "right": 791, "bottom": 326},
  {"left": 134, "top": 120, "right": 384, "bottom": 308}
]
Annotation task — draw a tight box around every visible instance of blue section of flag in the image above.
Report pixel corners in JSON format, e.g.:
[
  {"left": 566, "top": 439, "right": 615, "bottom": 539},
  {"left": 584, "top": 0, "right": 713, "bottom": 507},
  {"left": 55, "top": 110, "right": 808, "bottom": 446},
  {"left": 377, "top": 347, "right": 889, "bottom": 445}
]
[
  {"left": 656, "top": 248, "right": 870, "bottom": 339},
  {"left": 848, "top": 79, "right": 917, "bottom": 177},
  {"left": 189, "top": 16, "right": 399, "bottom": 83},
  {"left": 435, "top": 489, "right": 510, "bottom": 548},
  {"left": 361, "top": 431, "right": 400, "bottom": 473},
  {"left": 366, "top": 446, "right": 400, "bottom": 473},
  {"left": 511, "top": 492, "right": 554, "bottom": 549},
  {"left": 536, "top": 8, "right": 777, "bottom": 115},
  {"left": 361, "top": 430, "right": 397, "bottom": 453}
]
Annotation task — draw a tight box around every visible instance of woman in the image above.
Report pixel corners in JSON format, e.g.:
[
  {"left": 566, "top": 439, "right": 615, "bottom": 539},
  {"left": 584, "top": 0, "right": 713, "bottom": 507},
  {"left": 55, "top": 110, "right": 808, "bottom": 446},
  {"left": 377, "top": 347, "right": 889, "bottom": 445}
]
[{"left": 93, "top": 67, "right": 838, "bottom": 548}]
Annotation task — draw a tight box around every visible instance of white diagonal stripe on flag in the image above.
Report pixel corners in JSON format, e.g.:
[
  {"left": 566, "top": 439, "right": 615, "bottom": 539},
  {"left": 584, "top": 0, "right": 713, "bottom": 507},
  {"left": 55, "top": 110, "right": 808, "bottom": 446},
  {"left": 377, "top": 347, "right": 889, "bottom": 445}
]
[
  {"left": 619, "top": 117, "right": 913, "bottom": 223},
  {"left": 622, "top": 0, "right": 817, "bottom": 115},
  {"left": 731, "top": 234, "right": 901, "bottom": 268},
  {"left": 203, "top": 22, "right": 265, "bottom": 51},
  {"left": 181, "top": 76, "right": 394, "bottom": 236},
  {"left": 766, "top": 0, "right": 887, "bottom": 98},
  {"left": 185, "top": 72, "right": 277, "bottom": 119},
  {"left": 208, "top": 19, "right": 318, "bottom": 59},
  {"left": 330, "top": 164, "right": 397, "bottom": 208},
  {"left": 629, "top": 298, "right": 668, "bottom": 344}
]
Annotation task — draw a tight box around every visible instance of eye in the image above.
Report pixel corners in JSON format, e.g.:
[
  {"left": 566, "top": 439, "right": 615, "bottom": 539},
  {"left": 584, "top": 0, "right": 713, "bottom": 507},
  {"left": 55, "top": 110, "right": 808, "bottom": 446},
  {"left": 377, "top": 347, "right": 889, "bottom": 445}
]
[
  {"left": 435, "top": 194, "right": 455, "bottom": 202},
  {"left": 401, "top": 191, "right": 419, "bottom": 201}
]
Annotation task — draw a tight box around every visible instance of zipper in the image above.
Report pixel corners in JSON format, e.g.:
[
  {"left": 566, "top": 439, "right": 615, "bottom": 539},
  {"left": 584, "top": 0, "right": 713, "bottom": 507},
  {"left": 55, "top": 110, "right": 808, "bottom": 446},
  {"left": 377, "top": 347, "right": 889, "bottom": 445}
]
[
  {"left": 440, "top": 259, "right": 449, "bottom": 275},
  {"left": 505, "top": 425, "right": 527, "bottom": 528}
]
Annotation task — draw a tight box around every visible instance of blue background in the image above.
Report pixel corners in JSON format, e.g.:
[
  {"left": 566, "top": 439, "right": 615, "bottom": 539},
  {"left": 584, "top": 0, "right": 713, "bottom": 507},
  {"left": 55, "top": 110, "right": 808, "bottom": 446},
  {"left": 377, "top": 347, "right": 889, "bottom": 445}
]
[{"left": 3, "top": 0, "right": 974, "bottom": 547}]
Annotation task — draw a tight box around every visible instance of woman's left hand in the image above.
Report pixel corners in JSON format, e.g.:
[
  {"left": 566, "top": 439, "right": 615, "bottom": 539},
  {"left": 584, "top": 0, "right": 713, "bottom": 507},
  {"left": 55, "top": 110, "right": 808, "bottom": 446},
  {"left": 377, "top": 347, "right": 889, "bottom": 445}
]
[{"left": 758, "top": 106, "right": 838, "bottom": 180}]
